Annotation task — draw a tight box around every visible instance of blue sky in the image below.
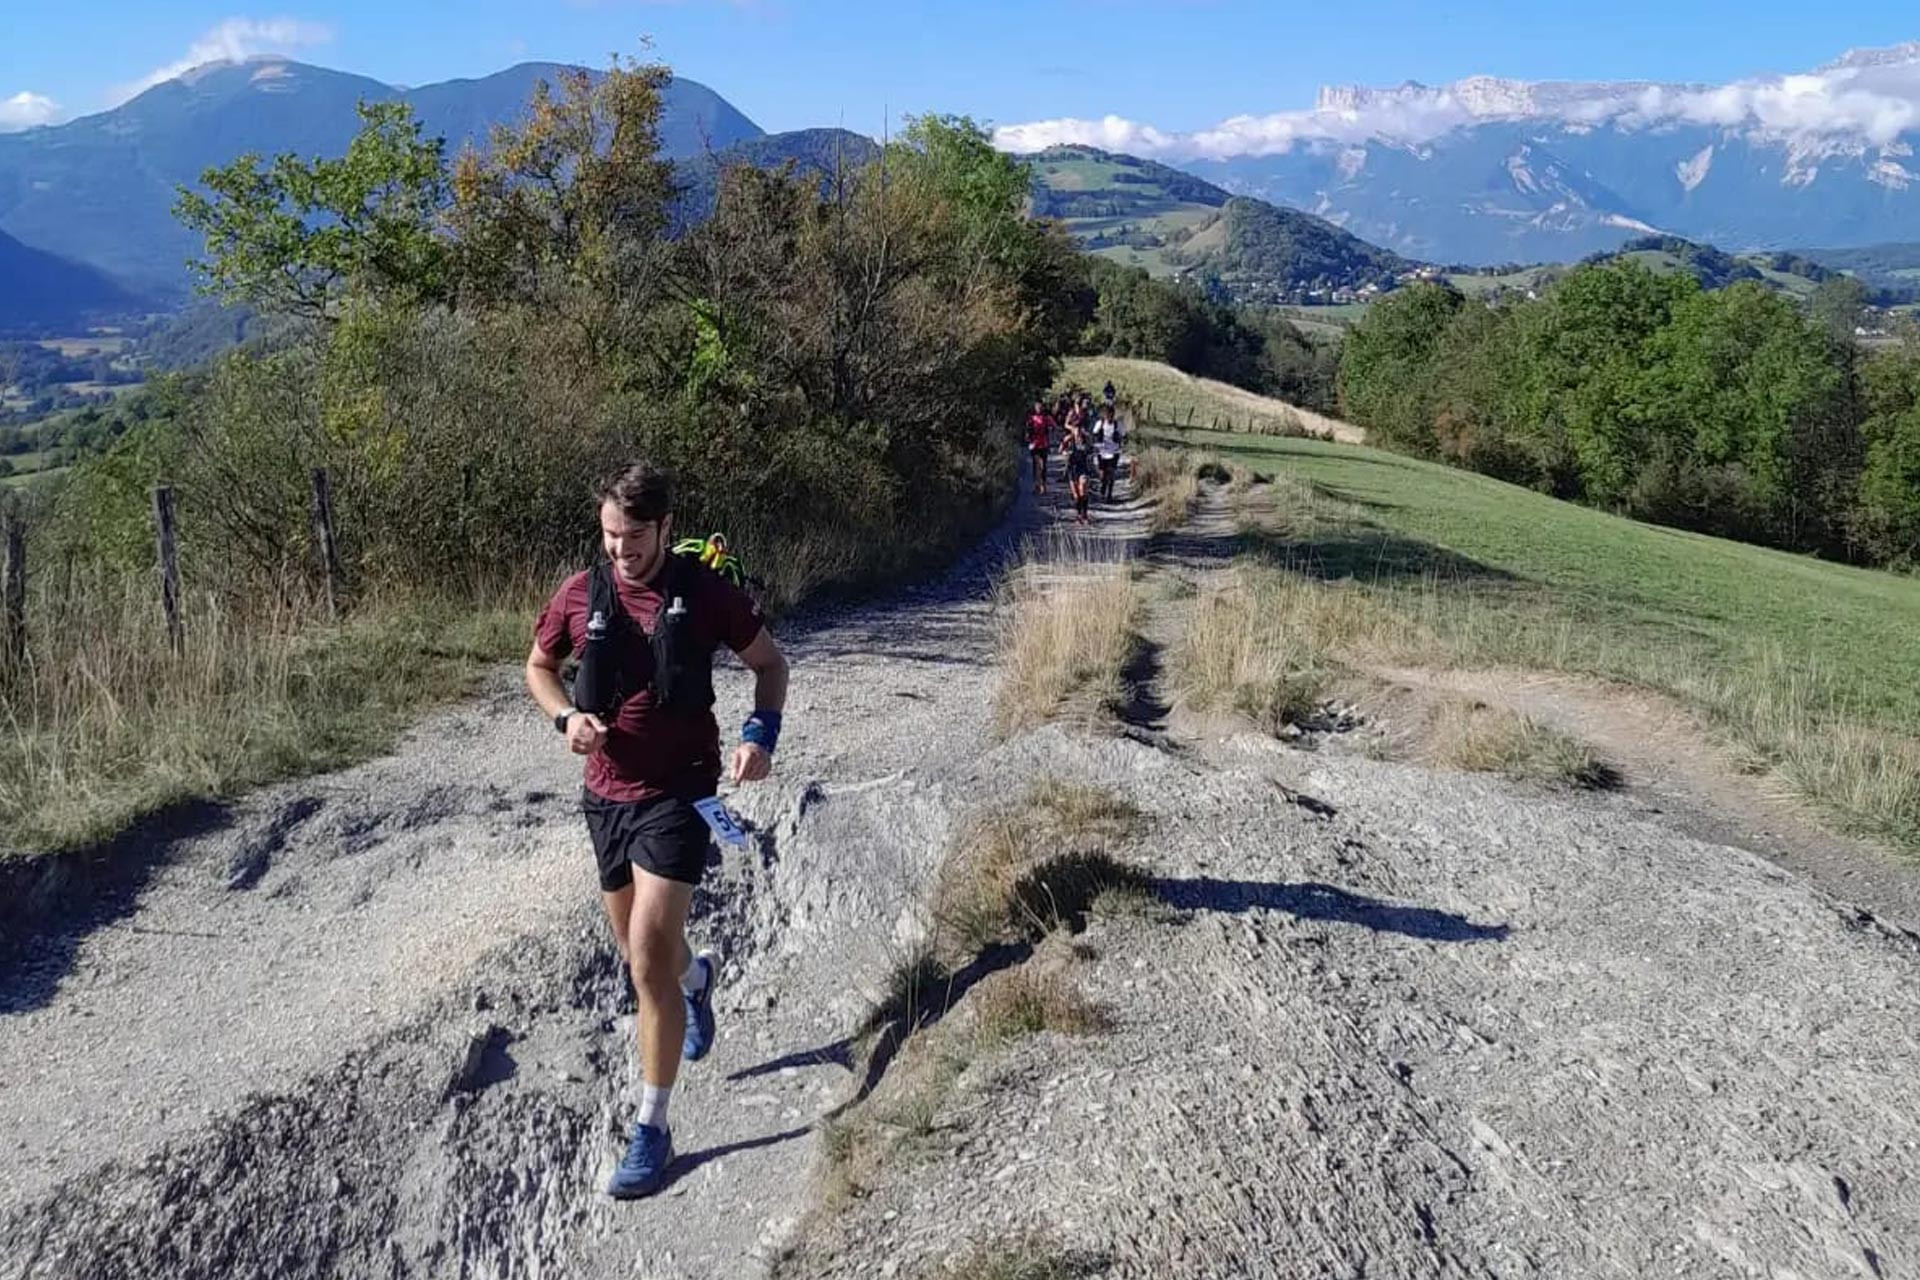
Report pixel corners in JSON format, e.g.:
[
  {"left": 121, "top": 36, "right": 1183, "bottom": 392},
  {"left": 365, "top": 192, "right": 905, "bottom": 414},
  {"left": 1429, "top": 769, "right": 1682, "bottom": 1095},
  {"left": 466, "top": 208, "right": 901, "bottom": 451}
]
[{"left": 3, "top": 1, "right": 1917, "bottom": 138}]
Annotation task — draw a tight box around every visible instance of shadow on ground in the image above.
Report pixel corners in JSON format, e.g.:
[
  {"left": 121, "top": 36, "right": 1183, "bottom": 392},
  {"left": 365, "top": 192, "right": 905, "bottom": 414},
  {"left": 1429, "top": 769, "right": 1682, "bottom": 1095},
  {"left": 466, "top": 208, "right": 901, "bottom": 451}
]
[
  {"left": 1240, "top": 522, "right": 1517, "bottom": 585},
  {"left": 0, "top": 798, "right": 234, "bottom": 1016},
  {"left": 665, "top": 1123, "right": 816, "bottom": 1189},
  {"left": 1154, "top": 876, "right": 1510, "bottom": 943},
  {"left": 728, "top": 940, "right": 1034, "bottom": 1120}
]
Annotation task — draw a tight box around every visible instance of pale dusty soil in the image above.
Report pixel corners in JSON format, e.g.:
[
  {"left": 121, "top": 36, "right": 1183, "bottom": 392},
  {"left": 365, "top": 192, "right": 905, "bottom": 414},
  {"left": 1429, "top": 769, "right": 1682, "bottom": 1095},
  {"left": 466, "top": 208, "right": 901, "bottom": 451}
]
[{"left": 5, "top": 470, "right": 1918, "bottom": 1280}]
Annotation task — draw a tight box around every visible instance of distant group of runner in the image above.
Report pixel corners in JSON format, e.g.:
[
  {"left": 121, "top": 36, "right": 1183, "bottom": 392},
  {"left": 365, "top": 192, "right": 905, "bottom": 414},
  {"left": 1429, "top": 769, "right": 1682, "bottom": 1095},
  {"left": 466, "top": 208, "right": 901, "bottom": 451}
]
[{"left": 1026, "top": 379, "right": 1125, "bottom": 525}]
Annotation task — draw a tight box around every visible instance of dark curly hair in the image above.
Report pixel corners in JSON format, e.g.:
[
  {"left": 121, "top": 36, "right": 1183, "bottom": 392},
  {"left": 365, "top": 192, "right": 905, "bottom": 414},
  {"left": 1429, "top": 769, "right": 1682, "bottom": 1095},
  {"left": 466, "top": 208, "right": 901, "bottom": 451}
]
[{"left": 594, "top": 461, "right": 674, "bottom": 523}]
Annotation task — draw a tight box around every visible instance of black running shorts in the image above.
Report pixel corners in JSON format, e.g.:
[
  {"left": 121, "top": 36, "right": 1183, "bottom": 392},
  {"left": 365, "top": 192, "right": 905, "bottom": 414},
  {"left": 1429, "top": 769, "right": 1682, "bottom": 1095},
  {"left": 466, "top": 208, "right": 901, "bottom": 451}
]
[{"left": 581, "top": 789, "right": 716, "bottom": 891}]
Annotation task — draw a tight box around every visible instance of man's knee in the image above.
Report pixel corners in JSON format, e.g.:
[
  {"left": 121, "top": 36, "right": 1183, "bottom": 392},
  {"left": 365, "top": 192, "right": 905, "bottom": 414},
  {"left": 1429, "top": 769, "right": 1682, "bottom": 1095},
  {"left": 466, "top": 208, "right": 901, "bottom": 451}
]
[{"left": 626, "top": 923, "right": 681, "bottom": 992}]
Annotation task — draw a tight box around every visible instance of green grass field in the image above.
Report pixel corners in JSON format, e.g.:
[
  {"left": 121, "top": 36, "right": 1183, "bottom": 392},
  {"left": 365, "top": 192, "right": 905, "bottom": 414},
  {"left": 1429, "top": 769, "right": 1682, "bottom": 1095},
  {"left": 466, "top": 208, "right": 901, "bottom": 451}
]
[
  {"left": 1123, "top": 380, "right": 1920, "bottom": 847},
  {"left": 1145, "top": 422, "right": 1920, "bottom": 724},
  {"left": 1445, "top": 268, "right": 1553, "bottom": 298}
]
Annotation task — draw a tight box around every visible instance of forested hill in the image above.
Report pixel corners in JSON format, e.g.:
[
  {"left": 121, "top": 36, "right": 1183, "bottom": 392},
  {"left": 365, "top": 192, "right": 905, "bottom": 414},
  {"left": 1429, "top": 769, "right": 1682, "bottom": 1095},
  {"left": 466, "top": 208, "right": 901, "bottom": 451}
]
[{"left": 0, "top": 230, "right": 142, "bottom": 330}]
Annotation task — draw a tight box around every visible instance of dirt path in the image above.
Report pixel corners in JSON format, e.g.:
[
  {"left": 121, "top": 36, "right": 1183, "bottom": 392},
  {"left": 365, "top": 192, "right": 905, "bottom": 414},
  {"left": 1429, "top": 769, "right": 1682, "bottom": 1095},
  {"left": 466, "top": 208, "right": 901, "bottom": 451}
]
[
  {"left": 7, "top": 470, "right": 1920, "bottom": 1279},
  {"left": 1363, "top": 664, "right": 1920, "bottom": 932},
  {"left": 782, "top": 481, "right": 1920, "bottom": 1278}
]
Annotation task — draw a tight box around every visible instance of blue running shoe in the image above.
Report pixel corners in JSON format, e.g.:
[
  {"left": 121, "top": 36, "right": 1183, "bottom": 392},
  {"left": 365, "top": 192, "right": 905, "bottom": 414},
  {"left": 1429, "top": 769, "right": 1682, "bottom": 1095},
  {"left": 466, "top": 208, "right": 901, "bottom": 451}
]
[
  {"left": 607, "top": 1123, "right": 673, "bottom": 1199},
  {"left": 682, "top": 951, "right": 718, "bottom": 1062}
]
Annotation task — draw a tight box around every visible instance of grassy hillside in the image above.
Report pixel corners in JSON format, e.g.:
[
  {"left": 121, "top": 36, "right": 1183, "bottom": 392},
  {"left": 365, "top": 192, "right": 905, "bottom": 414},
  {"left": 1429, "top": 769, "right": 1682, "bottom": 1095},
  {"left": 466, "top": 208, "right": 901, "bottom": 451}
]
[
  {"left": 1028, "top": 145, "right": 1229, "bottom": 278},
  {"left": 1028, "top": 146, "right": 1406, "bottom": 303},
  {"left": 1088, "top": 359, "right": 1920, "bottom": 845},
  {"left": 1061, "top": 356, "right": 1360, "bottom": 442}
]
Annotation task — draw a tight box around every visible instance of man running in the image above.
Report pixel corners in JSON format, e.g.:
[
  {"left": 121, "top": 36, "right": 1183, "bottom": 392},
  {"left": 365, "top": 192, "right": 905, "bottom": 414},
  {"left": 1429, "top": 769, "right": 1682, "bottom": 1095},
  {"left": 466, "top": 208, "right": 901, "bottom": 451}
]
[
  {"left": 1025, "top": 399, "right": 1055, "bottom": 494},
  {"left": 1092, "top": 406, "right": 1123, "bottom": 503},
  {"left": 525, "top": 462, "right": 790, "bottom": 1200}
]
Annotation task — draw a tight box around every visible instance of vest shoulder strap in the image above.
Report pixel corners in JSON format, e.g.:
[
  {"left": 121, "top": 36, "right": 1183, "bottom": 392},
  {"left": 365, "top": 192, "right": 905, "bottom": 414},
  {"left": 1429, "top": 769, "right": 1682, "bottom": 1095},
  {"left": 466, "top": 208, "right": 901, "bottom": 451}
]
[{"left": 588, "top": 558, "right": 623, "bottom": 626}]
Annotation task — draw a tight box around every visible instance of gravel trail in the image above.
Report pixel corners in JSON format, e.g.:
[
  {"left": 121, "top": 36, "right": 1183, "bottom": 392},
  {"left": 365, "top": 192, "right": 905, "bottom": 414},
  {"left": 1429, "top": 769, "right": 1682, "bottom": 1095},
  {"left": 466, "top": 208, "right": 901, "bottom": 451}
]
[{"left": 5, "top": 465, "right": 1919, "bottom": 1279}]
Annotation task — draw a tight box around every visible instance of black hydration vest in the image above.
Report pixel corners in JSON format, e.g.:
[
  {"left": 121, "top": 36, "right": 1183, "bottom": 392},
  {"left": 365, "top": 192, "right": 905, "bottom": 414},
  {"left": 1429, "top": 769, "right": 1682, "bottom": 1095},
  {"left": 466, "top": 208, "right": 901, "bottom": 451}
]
[{"left": 570, "top": 556, "right": 717, "bottom": 718}]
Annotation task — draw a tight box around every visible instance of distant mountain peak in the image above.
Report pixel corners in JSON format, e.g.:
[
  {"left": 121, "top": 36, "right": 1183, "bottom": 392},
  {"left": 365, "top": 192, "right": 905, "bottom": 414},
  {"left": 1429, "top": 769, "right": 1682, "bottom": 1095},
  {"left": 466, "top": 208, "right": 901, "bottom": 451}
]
[
  {"left": 1820, "top": 42, "right": 1920, "bottom": 71},
  {"left": 1000, "top": 39, "right": 1920, "bottom": 162}
]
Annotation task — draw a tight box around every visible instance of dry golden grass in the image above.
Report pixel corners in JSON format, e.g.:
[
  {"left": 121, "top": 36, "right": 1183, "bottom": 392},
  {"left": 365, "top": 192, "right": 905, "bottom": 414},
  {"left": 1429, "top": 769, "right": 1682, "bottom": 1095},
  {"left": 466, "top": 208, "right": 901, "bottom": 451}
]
[
  {"left": 1127, "top": 446, "right": 1201, "bottom": 534},
  {"left": 1167, "top": 560, "right": 1424, "bottom": 734},
  {"left": 0, "top": 565, "right": 545, "bottom": 853},
  {"left": 920, "top": 1232, "right": 1095, "bottom": 1280},
  {"left": 992, "top": 565, "right": 1145, "bottom": 740},
  {"left": 1423, "top": 699, "right": 1621, "bottom": 790},
  {"left": 1059, "top": 354, "right": 1362, "bottom": 443}
]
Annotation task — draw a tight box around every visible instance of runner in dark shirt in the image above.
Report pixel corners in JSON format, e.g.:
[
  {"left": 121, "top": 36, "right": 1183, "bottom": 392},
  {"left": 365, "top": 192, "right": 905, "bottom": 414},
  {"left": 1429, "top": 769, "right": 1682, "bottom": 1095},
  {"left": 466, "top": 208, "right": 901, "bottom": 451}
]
[{"left": 526, "top": 462, "right": 789, "bottom": 1200}]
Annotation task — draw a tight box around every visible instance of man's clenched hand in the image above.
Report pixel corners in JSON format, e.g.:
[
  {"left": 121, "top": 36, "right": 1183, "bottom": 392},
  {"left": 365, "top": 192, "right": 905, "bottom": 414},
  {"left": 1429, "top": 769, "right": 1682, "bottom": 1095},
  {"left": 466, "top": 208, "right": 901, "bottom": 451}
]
[
  {"left": 566, "top": 713, "right": 608, "bottom": 756},
  {"left": 729, "top": 742, "right": 771, "bottom": 784}
]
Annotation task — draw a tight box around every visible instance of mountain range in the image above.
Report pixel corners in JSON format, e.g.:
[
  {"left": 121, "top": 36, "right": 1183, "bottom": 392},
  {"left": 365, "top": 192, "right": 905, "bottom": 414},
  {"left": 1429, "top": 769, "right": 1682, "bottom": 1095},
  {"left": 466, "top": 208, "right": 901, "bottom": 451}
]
[
  {"left": 1003, "top": 42, "right": 1920, "bottom": 266},
  {"left": 9, "top": 44, "right": 1920, "bottom": 324}
]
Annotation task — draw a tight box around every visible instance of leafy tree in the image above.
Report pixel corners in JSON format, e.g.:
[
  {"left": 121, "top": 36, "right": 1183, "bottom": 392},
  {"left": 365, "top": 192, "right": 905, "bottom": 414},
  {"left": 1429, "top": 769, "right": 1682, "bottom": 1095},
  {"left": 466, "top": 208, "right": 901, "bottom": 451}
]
[
  {"left": 1336, "top": 282, "right": 1462, "bottom": 452},
  {"left": 448, "top": 62, "right": 677, "bottom": 308},
  {"left": 175, "top": 102, "right": 453, "bottom": 321},
  {"left": 1856, "top": 343, "right": 1920, "bottom": 564},
  {"left": 1810, "top": 275, "right": 1869, "bottom": 342}
]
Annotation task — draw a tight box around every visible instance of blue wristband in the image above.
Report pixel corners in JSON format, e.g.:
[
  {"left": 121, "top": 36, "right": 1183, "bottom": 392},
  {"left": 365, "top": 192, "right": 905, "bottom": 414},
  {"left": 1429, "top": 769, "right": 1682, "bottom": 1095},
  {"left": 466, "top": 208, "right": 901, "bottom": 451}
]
[{"left": 742, "top": 709, "right": 782, "bottom": 754}]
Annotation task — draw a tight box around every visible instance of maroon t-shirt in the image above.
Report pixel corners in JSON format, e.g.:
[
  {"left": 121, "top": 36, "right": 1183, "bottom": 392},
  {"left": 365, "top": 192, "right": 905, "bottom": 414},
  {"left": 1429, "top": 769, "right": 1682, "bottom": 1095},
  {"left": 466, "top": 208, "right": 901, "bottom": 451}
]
[{"left": 535, "top": 563, "right": 765, "bottom": 803}]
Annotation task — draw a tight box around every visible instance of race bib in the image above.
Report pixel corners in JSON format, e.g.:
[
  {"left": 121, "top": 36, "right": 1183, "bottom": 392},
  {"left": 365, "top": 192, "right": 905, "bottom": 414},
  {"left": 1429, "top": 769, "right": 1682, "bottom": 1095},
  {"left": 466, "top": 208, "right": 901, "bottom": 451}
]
[{"left": 692, "top": 795, "right": 750, "bottom": 848}]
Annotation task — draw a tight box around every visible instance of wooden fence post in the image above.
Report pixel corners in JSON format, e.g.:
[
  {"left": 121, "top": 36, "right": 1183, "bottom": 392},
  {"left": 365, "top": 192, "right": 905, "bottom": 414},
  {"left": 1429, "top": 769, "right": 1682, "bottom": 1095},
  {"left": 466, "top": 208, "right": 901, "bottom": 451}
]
[
  {"left": 152, "top": 486, "right": 182, "bottom": 651},
  {"left": 310, "top": 468, "right": 341, "bottom": 620},
  {"left": 2, "top": 515, "right": 24, "bottom": 670}
]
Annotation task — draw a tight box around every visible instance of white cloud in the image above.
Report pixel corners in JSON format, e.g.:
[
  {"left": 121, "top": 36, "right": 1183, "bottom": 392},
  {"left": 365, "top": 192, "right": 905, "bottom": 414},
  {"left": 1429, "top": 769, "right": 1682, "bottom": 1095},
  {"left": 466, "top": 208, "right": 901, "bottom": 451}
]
[
  {"left": 994, "top": 42, "right": 1920, "bottom": 160},
  {"left": 0, "top": 91, "right": 60, "bottom": 132},
  {"left": 110, "top": 17, "right": 335, "bottom": 104}
]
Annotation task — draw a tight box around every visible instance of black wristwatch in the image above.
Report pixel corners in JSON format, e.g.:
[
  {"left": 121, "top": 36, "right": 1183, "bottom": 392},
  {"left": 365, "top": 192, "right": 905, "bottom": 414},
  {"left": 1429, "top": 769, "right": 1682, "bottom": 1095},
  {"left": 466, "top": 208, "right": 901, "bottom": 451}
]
[{"left": 554, "top": 707, "right": 577, "bottom": 734}]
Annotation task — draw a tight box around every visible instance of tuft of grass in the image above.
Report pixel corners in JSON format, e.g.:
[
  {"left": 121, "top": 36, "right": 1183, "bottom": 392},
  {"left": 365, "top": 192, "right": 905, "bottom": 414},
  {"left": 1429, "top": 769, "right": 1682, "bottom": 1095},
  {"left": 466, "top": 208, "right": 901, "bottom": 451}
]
[
  {"left": 1009, "top": 848, "right": 1154, "bottom": 937},
  {"left": 922, "top": 1233, "right": 1103, "bottom": 1280},
  {"left": 816, "top": 1040, "right": 969, "bottom": 1210},
  {"left": 856, "top": 945, "right": 951, "bottom": 1043},
  {"left": 1165, "top": 566, "right": 1411, "bottom": 733},
  {"left": 992, "top": 567, "right": 1145, "bottom": 740},
  {"left": 931, "top": 787, "right": 1149, "bottom": 960},
  {"left": 1425, "top": 699, "right": 1621, "bottom": 790},
  {"left": 970, "top": 965, "right": 1111, "bottom": 1044},
  {"left": 1128, "top": 446, "right": 1201, "bottom": 534}
]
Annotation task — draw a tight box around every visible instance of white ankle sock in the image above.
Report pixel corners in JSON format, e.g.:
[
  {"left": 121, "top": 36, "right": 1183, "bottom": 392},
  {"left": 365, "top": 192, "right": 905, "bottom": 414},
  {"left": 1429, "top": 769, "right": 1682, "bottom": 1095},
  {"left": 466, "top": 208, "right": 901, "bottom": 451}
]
[
  {"left": 680, "top": 951, "right": 713, "bottom": 995},
  {"left": 638, "top": 1082, "right": 671, "bottom": 1133}
]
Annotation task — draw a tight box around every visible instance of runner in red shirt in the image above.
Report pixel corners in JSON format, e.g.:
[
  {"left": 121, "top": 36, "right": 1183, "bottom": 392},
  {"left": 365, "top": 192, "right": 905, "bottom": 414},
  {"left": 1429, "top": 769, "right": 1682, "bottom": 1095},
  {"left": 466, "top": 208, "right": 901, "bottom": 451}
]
[
  {"left": 526, "top": 462, "right": 789, "bottom": 1199},
  {"left": 1024, "top": 400, "right": 1055, "bottom": 494}
]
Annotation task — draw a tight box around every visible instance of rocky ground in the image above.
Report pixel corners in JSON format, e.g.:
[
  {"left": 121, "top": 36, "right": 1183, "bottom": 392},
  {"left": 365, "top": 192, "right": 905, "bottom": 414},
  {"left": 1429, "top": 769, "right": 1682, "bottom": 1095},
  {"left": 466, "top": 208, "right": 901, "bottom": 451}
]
[{"left": 4, "top": 460, "right": 1919, "bottom": 1279}]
